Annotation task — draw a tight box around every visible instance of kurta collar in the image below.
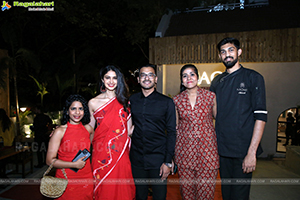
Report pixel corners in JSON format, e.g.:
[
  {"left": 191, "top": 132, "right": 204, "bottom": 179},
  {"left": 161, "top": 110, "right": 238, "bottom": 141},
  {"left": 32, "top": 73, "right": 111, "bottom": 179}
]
[{"left": 182, "top": 86, "right": 203, "bottom": 98}]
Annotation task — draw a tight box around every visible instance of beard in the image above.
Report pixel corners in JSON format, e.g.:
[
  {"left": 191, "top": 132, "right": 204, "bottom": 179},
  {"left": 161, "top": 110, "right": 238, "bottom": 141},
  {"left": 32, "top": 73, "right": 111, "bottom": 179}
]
[
  {"left": 140, "top": 80, "right": 155, "bottom": 90},
  {"left": 222, "top": 56, "right": 238, "bottom": 69}
]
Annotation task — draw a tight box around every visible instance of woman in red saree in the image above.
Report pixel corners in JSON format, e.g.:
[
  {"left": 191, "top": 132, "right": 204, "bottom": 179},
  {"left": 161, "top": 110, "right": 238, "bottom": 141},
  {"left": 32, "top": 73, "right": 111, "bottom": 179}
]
[{"left": 89, "top": 65, "right": 135, "bottom": 200}]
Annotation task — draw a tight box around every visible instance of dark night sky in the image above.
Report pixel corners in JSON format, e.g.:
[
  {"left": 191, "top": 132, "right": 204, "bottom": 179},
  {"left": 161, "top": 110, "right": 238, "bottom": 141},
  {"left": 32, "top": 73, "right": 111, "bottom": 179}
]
[{"left": 1, "top": 0, "right": 299, "bottom": 111}]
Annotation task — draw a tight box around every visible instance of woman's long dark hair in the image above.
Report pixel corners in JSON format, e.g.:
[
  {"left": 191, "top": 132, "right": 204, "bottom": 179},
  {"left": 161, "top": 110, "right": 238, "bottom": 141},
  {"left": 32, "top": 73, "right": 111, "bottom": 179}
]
[
  {"left": 99, "top": 65, "right": 129, "bottom": 113},
  {"left": 180, "top": 64, "right": 199, "bottom": 92},
  {"left": 61, "top": 94, "right": 90, "bottom": 125},
  {"left": 0, "top": 109, "right": 11, "bottom": 132}
]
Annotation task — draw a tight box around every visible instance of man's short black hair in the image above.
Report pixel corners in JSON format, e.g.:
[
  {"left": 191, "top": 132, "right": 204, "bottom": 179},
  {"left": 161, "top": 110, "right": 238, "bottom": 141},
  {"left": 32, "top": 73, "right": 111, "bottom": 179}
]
[
  {"left": 138, "top": 64, "right": 156, "bottom": 75},
  {"left": 217, "top": 37, "right": 240, "bottom": 52}
]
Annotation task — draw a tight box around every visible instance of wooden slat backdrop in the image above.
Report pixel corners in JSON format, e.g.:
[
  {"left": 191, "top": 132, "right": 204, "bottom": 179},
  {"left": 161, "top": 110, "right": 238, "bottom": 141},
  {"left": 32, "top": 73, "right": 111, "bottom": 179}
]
[{"left": 149, "top": 28, "right": 300, "bottom": 65}]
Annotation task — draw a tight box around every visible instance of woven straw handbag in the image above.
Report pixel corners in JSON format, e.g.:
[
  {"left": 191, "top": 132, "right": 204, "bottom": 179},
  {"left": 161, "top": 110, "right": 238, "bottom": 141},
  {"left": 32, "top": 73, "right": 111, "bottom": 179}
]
[{"left": 40, "top": 159, "right": 68, "bottom": 198}]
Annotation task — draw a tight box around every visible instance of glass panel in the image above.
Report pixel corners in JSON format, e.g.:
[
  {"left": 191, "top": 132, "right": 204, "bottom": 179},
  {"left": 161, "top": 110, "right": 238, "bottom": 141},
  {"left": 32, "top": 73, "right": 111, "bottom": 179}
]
[{"left": 276, "top": 107, "right": 298, "bottom": 153}]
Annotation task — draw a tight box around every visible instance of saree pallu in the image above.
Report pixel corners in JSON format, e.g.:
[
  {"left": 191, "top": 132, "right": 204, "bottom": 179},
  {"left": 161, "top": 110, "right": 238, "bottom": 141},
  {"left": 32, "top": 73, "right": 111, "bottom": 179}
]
[{"left": 92, "top": 97, "right": 135, "bottom": 200}]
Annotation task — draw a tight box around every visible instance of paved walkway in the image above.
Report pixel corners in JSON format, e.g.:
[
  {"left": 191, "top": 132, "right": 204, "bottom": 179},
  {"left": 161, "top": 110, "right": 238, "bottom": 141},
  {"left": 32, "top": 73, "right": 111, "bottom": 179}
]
[{"left": 250, "top": 159, "right": 300, "bottom": 200}]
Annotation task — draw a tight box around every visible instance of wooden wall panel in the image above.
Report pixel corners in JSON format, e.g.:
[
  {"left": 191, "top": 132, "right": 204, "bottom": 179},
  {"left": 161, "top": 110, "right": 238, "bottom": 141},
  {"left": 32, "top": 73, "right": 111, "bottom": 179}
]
[{"left": 149, "top": 28, "right": 300, "bottom": 65}]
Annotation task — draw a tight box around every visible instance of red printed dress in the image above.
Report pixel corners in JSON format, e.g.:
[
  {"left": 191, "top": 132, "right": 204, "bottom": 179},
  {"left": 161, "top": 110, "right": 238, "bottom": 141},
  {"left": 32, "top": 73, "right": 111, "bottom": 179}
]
[
  {"left": 92, "top": 97, "right": 135, "bottom": 200},
  {"left": 55, "top": 122, "right": 93, "bottom": 200},
  {"left": 173, "top": 87, "right": 219, "bottom": 200}
]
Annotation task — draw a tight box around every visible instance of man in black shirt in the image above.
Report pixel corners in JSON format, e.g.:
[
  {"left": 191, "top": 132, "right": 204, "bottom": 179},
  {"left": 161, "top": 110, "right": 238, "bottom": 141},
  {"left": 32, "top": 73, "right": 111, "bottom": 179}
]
[
  {"left": 210, "top": 37, "right": 267, "bottom": 200},
  {"left": 130, "top": 64, "right": 176, "bottom": 200},
  {"left": 31, "top": 106, "right": 53, "bottom": 168}
]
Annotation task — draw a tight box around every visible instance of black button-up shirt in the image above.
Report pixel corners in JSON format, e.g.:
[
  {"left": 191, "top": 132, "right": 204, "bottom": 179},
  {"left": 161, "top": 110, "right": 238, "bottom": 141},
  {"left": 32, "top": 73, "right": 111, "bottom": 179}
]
[
  {"left": 210, "top": 66, "right": 267, "bottom": 158},
  {"left": 129, "top": 90, "right": 176, "bottom": 170}
]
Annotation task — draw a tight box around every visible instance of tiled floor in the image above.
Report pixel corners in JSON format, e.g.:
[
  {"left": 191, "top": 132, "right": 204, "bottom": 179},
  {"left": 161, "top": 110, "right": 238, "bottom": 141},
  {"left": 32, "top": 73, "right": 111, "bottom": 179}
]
[{"left": 250, "top": 159, "right": 300, "bottom": 200}]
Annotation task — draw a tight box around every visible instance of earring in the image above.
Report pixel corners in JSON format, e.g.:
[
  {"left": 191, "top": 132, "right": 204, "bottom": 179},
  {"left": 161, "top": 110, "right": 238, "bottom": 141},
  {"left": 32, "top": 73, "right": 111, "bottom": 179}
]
[{"left": 100, "top": 85, "right": 106, "bottom": 93}]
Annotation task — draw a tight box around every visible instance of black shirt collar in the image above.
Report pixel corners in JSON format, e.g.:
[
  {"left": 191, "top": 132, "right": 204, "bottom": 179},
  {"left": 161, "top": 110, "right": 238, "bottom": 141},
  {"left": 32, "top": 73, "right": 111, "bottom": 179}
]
[
  {"left": 141, "top": 89, "right": 157, "bottom": 99},
  {"left": 221, "top": 65, "right": 244, "bottom": 82}
]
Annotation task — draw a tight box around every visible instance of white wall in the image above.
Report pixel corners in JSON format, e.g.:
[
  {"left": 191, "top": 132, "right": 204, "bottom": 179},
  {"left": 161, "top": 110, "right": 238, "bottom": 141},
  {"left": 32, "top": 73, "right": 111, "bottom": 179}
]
[{"left": 157, "top": 62, "right": 300, "bottom": 157}]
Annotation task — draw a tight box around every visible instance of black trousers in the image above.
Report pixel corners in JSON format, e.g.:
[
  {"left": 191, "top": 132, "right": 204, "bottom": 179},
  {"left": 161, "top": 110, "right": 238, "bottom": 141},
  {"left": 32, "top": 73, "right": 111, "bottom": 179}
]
[
  {"left": 131, "top": 165, "right": 167, "bottom": 200},
  {"left": 219, "top": 156, "right": 252, "bottom": 200},
  {"left": 34, "top": 140, "right": 48, "bottom": 165}
]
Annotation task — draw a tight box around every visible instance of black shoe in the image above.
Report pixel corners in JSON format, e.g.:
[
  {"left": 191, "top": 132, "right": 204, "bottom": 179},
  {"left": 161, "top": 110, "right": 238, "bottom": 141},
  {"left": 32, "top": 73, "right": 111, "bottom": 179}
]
[{"left": 148, "top": 188, "right": 153, "bottom": 196}]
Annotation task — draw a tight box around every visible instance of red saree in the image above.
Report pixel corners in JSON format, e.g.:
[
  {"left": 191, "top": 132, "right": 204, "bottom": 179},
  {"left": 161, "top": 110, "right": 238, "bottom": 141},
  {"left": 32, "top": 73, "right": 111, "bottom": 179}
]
[{"left": 92, "top": 97, "right": 135, "bottom": 200}]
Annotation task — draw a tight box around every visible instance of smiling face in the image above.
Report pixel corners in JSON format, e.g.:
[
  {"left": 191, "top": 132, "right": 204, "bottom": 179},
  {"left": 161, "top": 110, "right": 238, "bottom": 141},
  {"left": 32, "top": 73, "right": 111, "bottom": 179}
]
[
  {"left": 182, "top": 67, "right": 198, "bottom": 89},
  {"left": 137, "top": 67, "right": 157, "bottom": 91},
  {"left": 219, "top": 43, "right": 242, "bottom": 69},
  {"left": 102, "top": 70, "right": 118, "bottom": 91},
  {"left": 68, "top": 101, "right": 84, "bottom": 124}
]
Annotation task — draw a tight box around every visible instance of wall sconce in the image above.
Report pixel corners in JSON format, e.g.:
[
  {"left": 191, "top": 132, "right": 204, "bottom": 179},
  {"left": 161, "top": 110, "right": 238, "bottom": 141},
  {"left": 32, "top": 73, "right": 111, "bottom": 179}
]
[{"left": 20, "top": 107, "right": 27, "bottom": 112}]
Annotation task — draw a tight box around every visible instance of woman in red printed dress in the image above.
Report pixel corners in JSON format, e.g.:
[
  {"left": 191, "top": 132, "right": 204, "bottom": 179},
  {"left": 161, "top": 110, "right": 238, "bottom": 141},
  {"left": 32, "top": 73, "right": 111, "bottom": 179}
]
[
  {"left": 173, "top": 64, "right": 219, "bottom": 200},
  {"left": 46, "top": 94, "right": 94, "bottom": 200},
  {"left": 88, "top": 65, "right": 135, "bottom": 200}
]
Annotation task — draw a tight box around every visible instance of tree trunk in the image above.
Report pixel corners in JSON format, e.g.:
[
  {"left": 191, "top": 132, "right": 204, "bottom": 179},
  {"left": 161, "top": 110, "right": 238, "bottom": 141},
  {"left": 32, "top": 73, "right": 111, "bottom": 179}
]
[{"left": 12, "top": 61, "right": 21, "bottom": 136}]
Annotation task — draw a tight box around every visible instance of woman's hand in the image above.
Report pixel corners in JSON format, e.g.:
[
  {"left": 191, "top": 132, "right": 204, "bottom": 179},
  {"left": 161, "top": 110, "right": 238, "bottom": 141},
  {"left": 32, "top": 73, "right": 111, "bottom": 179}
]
[
  {"left": 171, "top": 160, "right": 176, "bottom": 175},
  {"left": 127, "top": 117, "right": 134, "bottom": 137},
  {"left": 74, "top": 156, "right": 87, "bottom": 169}
]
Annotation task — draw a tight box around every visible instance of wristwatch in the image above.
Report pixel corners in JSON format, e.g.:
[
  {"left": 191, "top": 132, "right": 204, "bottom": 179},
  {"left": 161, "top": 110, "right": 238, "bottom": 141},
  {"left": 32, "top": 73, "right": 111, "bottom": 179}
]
[{"left": 164, "top": 163, "right": 173, "bottom": 168}]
